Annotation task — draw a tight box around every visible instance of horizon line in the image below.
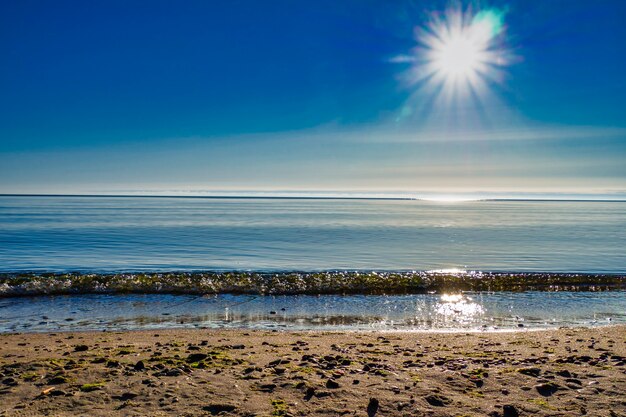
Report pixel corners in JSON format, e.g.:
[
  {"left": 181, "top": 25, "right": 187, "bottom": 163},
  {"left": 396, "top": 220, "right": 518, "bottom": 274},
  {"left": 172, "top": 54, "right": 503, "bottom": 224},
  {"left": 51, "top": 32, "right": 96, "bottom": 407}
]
[{"left": 1, "top": 193, "right": 626, "bottom": 203}]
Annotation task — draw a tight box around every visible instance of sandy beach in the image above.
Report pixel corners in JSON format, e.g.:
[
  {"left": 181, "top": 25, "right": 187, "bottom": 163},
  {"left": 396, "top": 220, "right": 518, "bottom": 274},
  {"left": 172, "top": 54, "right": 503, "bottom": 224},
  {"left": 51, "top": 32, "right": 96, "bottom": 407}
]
[{"left": 1, "top": 326, "right": 625, "bottom": 416}]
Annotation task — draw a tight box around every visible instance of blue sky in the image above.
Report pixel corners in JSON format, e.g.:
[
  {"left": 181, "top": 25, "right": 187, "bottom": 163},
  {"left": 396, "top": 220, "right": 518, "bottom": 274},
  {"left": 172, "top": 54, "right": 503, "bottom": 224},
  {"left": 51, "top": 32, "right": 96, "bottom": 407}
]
[{"left": 1, "top": 0, "right": 625, "bottom": 196}]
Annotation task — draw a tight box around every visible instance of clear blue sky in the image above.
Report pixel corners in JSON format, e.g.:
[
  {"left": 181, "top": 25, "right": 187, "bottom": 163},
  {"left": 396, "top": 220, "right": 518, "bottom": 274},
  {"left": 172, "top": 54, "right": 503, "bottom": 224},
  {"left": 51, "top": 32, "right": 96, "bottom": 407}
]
[{"left": 1, "top": 0, "right": 625, "bottom": 196}]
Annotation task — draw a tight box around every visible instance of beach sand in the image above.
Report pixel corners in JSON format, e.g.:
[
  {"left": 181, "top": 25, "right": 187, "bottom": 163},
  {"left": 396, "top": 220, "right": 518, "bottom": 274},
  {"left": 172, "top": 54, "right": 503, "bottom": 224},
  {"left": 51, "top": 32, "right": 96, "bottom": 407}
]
[{"left": 1, "top": 326, "right": 625, "bottom": 416}]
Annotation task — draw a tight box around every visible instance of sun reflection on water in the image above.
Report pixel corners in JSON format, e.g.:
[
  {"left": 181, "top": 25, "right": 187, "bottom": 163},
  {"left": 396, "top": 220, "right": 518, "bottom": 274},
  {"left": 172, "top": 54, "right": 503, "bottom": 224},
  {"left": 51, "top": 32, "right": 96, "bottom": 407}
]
[
  {"left": 427, "top": 268, "right": 467, "bottom": 274},
  {"left": 435, "top": 293, "right": 484, "bottom": 324}
]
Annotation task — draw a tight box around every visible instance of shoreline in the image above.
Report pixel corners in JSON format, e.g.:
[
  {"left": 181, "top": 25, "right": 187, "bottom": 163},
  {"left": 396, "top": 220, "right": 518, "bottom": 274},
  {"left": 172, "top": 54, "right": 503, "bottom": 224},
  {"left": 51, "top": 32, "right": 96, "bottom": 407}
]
[
  {"left": 1, "top": 326, "right": 625, "bottom": 416},
  {"left": 2, "top": 322, "right": 624, "bottom": 336},
  {"left": 4, "top": 322, "right": 625, "bottom": 336},
  {"left": 3, "top": 291, "right": 625, "bottom": 334}
]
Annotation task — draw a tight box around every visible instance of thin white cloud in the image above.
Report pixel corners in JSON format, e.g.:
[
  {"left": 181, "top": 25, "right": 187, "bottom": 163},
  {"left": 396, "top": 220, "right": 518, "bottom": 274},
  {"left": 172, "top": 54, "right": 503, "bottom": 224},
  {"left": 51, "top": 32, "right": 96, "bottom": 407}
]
[
  {"left": 387, "top": 55, "right": 417, "bottom": 63},
  {"left": 348, "top": 125, "right": 626, "bottom": 144}
]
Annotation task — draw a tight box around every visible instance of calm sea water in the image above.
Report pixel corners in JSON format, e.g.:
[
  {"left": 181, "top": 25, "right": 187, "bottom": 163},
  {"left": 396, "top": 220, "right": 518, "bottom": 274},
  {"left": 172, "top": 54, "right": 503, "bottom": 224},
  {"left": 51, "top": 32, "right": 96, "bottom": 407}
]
[{"left": 0, "top": 196, "right": 624, "bottom": 273}]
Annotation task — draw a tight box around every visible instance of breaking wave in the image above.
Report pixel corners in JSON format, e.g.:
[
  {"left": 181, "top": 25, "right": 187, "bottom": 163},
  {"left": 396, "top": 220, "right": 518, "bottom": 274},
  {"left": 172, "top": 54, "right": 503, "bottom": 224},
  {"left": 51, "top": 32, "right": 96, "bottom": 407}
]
[{"left": 1, "top": 271, "right": 624, "bottom": 297}]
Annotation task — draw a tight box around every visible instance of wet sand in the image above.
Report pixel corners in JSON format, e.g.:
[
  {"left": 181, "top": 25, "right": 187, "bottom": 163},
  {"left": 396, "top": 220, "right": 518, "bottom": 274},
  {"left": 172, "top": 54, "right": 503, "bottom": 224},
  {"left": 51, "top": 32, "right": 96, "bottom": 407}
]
[{"left": 1, "top": 326, "right": 625, "bottom": 416}]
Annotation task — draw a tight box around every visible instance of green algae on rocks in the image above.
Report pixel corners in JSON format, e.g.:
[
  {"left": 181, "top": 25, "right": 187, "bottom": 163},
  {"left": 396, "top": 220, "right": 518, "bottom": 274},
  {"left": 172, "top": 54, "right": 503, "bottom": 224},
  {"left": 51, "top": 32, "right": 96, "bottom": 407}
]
[{"left": 0, "top": 271, "right": 624, "bottom": 297}]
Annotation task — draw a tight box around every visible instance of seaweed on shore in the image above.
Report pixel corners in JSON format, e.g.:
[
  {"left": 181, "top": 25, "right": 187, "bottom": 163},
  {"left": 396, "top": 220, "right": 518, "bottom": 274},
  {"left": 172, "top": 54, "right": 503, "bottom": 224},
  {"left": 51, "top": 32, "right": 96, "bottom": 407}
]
[{"left": 0, "top": 271, "right": 624, "bottom": 297}]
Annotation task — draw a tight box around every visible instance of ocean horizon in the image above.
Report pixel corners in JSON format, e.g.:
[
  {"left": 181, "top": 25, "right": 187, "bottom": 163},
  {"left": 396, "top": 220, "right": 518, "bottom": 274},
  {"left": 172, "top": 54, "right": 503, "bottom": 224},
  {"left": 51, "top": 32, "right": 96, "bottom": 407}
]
[
  {"left": 2, "top": 191, "right": 626, "bottom": 202},
  {"left": 2, "top": 195, "right": 624, "bottom": 274}
]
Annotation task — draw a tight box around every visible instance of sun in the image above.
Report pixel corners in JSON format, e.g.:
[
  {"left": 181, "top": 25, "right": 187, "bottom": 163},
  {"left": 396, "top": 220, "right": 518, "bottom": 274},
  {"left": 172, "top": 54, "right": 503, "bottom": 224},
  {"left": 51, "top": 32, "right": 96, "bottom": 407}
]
[
  {"left": 396, "top": 7, "right": 510, "bottom": 99},
  {"left": 423, "top": 8, "right": 505, "bottom": 91},
  {"left": 432, "top": 31, "right": 483, "bottom": 80}
]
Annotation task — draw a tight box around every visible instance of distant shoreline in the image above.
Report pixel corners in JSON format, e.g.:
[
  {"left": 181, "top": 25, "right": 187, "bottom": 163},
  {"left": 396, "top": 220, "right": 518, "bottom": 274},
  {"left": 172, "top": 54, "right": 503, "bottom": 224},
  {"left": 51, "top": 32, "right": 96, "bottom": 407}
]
[{"left": 2, "top": 193, "right": 626, "bottom": 202}]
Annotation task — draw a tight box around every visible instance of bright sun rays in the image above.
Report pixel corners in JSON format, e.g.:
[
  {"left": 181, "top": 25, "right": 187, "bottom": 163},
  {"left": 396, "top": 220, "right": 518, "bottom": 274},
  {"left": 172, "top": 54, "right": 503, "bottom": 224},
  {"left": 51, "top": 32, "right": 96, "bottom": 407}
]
[
  {"left": 394, "top": 6, "right": 511, "bottom": 106},
  {"left": 423, "top": 9, "right": 507, "bottom": 92}
]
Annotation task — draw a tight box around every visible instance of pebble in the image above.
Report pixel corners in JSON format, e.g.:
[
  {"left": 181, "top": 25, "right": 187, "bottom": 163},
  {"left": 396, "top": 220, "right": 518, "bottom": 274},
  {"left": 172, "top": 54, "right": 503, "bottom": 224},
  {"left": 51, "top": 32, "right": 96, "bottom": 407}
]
[
  {"left": 165, "top": 368, "right": 183, "bottom": 377},
  {"left": 502, "top": 404, "right": 519, "bottom": 417},
  {"left": 116, "top": 392, "right": 138, "bottom": 401},
  {"left": 2, "top": 377, "right": 17, "bottom": 386},
  {"left": 424, "top": 394, "right": 451, "bottom": 407},
  {"left": 535, "top": 382, "right": 560, "bottom": 396},
  {"left": 325, "top": 379, "right": 340, "bottom": 389},
  {"left": 202, "top": 403, "right": 237, "bottom": 414},
  {"left": 186, "top": 353, "right": 208, "bottom": 363},
  {"left": 367, "top": 398, "right": 379, "bottom": 416},
  {"left": 518, "top": 367, "right": 541, "bottom": 377},
  {"left": 556, "top": 369, "right": 572, "bottom": 378},
  {"left": 258, "top": 383, "right": 276, "bottom": 392}
]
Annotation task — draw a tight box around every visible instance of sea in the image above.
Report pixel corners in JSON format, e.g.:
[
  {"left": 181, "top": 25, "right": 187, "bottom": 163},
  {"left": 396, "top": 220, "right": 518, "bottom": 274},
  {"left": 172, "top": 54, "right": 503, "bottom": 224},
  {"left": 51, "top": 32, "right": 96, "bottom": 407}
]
[{"left": 0, "top": 195, "right": 625, "bottom": 333}]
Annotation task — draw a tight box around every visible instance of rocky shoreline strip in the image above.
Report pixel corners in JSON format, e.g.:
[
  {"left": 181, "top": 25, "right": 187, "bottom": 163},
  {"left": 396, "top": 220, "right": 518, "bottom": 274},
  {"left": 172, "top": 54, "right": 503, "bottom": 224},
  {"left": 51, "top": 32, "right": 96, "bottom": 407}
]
[{"left": 1, "top": 271, "right": 625, "bottom": 297}]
